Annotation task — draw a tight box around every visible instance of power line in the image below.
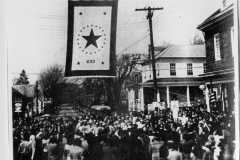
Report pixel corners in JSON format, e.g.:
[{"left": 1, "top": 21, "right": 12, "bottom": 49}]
[
  {"left": 117, "top": 33, "right": 149, "bottom": 55},
  {"left": 11, "top": 72, "right": 40, "bottom": 75},
  {"left": 117, "top": 20, "right": 148, "bottom": 29}
]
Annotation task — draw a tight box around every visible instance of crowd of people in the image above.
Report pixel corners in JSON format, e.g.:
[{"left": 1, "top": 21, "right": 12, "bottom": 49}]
[{"left": 12, "top": 105, "right": 235, "bottom": 160}]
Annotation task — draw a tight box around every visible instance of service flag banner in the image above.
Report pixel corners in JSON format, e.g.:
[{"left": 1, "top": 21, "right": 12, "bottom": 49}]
[
  {"left": 65, "top": 0, "right": 118, "bottom": 77},
  {"left": 209, "top": 91, "right": 216, "bottom": 103}
]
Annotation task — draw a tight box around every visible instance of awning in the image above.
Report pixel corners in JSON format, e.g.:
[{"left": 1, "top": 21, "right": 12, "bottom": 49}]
[{"left": 199, "top": 69, "right": 234, "bottom": 83}]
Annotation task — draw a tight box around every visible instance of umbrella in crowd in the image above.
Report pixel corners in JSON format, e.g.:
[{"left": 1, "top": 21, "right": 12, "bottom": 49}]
[
  {"left": 91, "top": 105, "right": 111, "bottom": 110},
  {"left": 40, "top": 114, "right": 50, "bottom": 118}
]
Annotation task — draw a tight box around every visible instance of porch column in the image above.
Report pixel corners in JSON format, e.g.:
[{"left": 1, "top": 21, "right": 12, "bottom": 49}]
[
  {"left": 139, "top": 87, "right": 144, "bottom": 111},
  {"left": 187, "top": 85, "right": 190, "bottom": 106},
  {"left": 128, "top": 89, "right": 135, "bottom": 111},
  {"left": 166, "top": 86, "right": 170, "bottom": 108},
  {"left": 221, "top": 84, "right": 225, "bottom": 112},
  {"left": 205, "top": 86, "right": 210, "bottom": 112},
  {"left": 157, "top": 89, "right": 160, "bottom": 102},
  {"left": 127, "top": 89, "right": 131, "bottom": 111}
]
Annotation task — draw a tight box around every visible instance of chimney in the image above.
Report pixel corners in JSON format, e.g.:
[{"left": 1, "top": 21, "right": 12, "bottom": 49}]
[
  {"left": 221, "top": 0, "right": 233, "bottom": 10},
  {"left": 222, "top": 0, "right": 227, "bottom": 8}
]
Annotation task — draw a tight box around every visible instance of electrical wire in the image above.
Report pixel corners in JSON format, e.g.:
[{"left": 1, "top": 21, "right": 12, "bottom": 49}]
[{"left": 117, "top": 32, "right": 149, "bottom": 55}]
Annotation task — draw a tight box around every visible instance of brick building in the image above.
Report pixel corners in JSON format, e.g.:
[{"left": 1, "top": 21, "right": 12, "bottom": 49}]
[{"left": 197, "top": 3, "right": 234, "bottom": 113}]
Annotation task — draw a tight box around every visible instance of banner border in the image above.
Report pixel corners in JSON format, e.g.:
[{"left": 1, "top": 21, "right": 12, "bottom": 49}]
[{"left": 65, "top": 0, "right": 118, "bottom": 77}]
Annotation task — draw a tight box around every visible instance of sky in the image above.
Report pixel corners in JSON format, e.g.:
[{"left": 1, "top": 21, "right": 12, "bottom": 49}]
[{"left": 6, "top": 0, "right": 222, "bottom": 83}]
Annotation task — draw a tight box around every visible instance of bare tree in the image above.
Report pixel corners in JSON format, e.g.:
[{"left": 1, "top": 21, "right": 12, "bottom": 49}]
[
  {"left": 82, "top": 54, "right": 138, "bottom": 109},
  {"left": 190, "top": 33, "right": 205, "bottom": 45},
  {"left": 14, "top": 69, "right": 29, "bottom": 85},
  {"left": 39, "top": 64, "right": 63, "bottom": 109}
]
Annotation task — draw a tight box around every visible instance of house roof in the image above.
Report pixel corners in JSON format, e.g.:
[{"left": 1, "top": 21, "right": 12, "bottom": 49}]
[
  {"left": 197, "top": 4, "right": 233, "bottom": 30},
  {"left": 153, "top": 46, "right": 166, "bottom": 53},
  {"left": 61, "top": 77, "right": 84, "bottom": 85},
  {"left": 155, "top": 44, "right": 206, "bottom": 59},
  {"left": 12, "top": 85, "right": 35, "bottom": 98}
]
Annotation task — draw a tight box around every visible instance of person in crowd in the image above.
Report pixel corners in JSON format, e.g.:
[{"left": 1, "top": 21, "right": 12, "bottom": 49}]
[
  {"left": 13, "top": 129, "right": 21, "bottom": 160},
  {"left": 159, "top": 139, "right": 169, "bottom": 160},
  {"left": 191, "top": 137, "right": 204, "bottom": 160},
  {"left": 101, "top": 139, "right": 118, "bottom": 160},
  {"left": 167, "top": 141, "right": 182, "bottom": 160},
  {"left": 18, "top": 133, "right": 32, "bottom": 160},
  {"left": 167, "top": 123, "right": 180, "bottom": 148},
  {"left": 202, "top": 142, "right": 213, "bottom": 160},
  {"left": 34, "top": 132, "right": 43, "bottom": 160},
  {"left": 66, "top": 138, "right": 84, "bottom": 160},
  {"left": 150, "top": 136, "right": 163, "bottom": 160},
  {"left": 47, "top": 136, "right": 58, "bottom": 160},
  {"left": 42, "top": 134, "right": 50, "bottom": 160},
  {"left": 29, "top": 135, "right": 36, "bottom": 160},
  {"left": 55, "top": 134, "right": 66, "bottom": 160},
  {"left": 14, "top": 105, "right": 235, "bottom": 160}
]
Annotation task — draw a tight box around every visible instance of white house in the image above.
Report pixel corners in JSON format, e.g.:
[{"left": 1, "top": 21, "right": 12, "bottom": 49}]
[{"left": 128, "top": 44, "right": 206, "bottom": 111}]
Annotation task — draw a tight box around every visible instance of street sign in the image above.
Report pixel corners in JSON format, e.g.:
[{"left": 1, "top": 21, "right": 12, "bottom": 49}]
[{"left": 65, "top": 0, "right": 118, "bottom": 77}]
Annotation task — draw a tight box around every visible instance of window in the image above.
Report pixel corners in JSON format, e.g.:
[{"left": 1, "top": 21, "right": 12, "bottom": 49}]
[
  {"left": 170, "top": 63, "right": 176, "bottom": 76},
  {"left": 187, "top": 63, "right": 193, "bottom": 75},
  {"left": 214, "top": 33, "right": 221, "bottom": 61},
  {"left": 203, "top": 63, "right": 207, "bottom": 73}
]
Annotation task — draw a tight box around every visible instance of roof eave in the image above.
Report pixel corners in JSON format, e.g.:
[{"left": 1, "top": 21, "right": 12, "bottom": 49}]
[{"left": 197, "top": 5, "right": 233, "bottom": 31}]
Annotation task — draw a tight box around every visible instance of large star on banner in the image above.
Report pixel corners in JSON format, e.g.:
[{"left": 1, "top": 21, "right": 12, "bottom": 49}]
[{"left": 82, "top": 29, "right": 101, "bottom": 48}]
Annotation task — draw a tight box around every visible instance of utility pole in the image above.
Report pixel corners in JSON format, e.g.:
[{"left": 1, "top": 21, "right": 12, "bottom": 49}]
[{"left": 135, "top": 7, "right": 163, "bottom": 102}]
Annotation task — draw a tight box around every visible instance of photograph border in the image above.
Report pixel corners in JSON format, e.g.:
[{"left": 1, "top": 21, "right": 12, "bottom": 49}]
[{"left": 2, "top": 0, "right": 240, "bottom": 160}]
